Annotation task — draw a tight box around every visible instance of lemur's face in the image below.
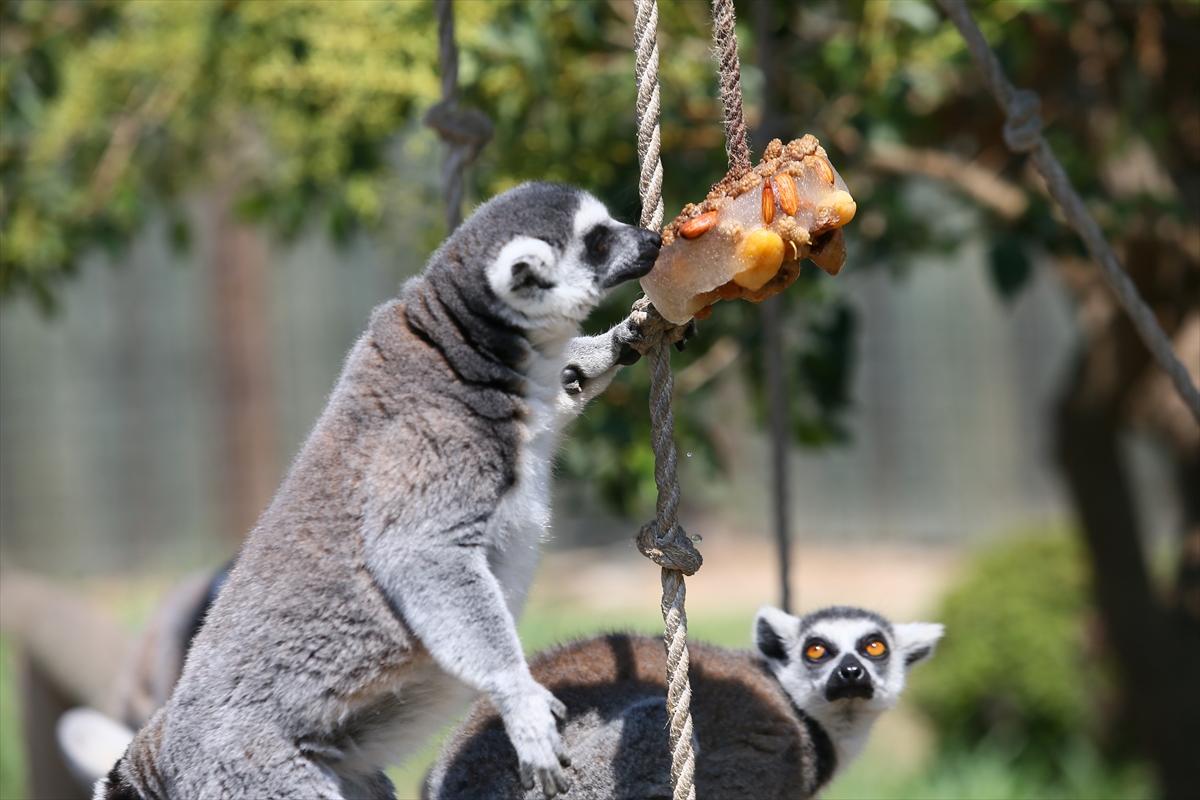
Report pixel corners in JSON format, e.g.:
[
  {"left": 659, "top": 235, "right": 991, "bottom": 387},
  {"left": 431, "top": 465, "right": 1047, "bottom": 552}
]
[
  {"left": 486, "top": 193, "right": 661, "bottom": 328},
  {"left": 754, "top": 606, "right": 943, "bottom": 723}
]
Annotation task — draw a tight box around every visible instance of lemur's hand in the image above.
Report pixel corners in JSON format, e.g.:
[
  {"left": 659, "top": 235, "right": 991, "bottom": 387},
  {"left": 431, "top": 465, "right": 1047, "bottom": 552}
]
[
  {"left": 613, "top": 317, "right": 646, "bottom": 366},
  {"left": 613, "top": 314, "right": 698, "bottom": 366},
  {"left": 498, "top": 680, "right": 571, "bottom": 798},
  {"left": 559, "top": 313, "right": 696, "bottom": 400}
]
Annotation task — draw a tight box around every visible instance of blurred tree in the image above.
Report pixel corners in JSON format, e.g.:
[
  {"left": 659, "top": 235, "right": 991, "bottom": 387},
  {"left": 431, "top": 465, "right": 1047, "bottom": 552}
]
[
  {"left": 1, "top": 0, "right": 453, "bottom": 540},
  {"left": 2, "top": 0, "right": 1197, "bottom": 793}
]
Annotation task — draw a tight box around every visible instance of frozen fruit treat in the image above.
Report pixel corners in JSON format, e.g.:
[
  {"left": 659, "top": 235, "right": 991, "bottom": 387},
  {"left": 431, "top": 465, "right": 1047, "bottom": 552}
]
[{"left": 641, "top": 136, "right": 855, "bottom": 324}]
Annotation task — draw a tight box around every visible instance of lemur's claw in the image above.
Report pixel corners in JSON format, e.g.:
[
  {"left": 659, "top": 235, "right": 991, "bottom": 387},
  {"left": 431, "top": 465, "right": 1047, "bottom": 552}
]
[
  {"left": 674, "top": 319, "right": 698, "bottom": 351},
  {"left": 561, "top": 366, "right": 583, "bottom": 395},
  {"left": 615, "top": 317, "right": 647, "bottom": 347}
]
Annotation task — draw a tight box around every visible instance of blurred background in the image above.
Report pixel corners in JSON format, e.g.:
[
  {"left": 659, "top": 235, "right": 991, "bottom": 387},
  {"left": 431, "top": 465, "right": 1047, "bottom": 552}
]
[{"left": 1, "top": 1, "right": 1197, "bottom": 798}]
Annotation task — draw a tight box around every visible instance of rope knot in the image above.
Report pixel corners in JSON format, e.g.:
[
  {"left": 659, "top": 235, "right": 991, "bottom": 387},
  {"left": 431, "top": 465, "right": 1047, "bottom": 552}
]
[
  {"left": 424, "top": 99, "right": 493, "bottom": 231},
  {"left": 636, "top": 519, "right": 703, "bottom": 575},
  {"left": 424, "top": 101, "right": 494, "bottom": 153},
  {"left": 628, "top": 297, "right": 695, "bottom": 356},
  {"left": 1002, "top": 89, "right": 1043, "bottom": 153}
]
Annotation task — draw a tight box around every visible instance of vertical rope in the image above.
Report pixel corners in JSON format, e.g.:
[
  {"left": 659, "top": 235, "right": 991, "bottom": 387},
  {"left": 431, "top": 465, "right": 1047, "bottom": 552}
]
[
  {"left": 750, "top": 0, "right": 793, "bottom": 615},
  {"left": 634, "top": 0, "right": 665, "bottom": 232},
  {"left": 649, "top": 346, "right": 696, "bottom": 800},
  {"left": 434, "top": 0, "right": 458, "bottom": 106},
  {"left": 762, "top": 296, "right": 792, "bottom": 613},
  {"left": 426, "top": 0, "right": 493, "bottom": 233},
  {"left": 633, "top": 2, "right": 697, "bottom": 798},
  {"left": 631, "top": 0, "right": 761, "bottom": 794},
  {"left": 710, "top": 0, "right": 751, "bottom": 173},
  {"left": 937, "top": 0, "right": 1200, "bottom": 424}
]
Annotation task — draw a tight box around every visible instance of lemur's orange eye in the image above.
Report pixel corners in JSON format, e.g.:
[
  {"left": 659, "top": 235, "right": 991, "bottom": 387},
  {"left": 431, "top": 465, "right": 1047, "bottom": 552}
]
[
  {"left": 864, "top": 639, "right": 887, "bottom": 657},
  {"left": 805, "top": 643, "right": 826, "bottom": 660}
]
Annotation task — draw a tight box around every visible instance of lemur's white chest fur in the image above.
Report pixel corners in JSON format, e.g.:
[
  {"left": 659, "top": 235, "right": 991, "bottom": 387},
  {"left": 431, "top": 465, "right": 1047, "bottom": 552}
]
[
  {"left": 480, "top": 195, "right": 634, "bottom": 622},
  {"left": 486, "top": 323, "right": 582, "bottom": 620}
]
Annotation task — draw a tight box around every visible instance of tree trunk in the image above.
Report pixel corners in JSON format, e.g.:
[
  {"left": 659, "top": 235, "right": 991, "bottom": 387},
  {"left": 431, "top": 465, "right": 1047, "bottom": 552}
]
[
  {"left": 205, "top": 190, "right": 278, "bottom": 546},
  {"left": 1055, "top": 280, "right": 1200, "bottom": 798}
]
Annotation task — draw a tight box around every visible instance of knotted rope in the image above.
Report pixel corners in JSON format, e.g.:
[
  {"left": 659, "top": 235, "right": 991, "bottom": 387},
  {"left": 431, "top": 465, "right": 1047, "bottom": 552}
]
[
  {"left": 630, "top": 1, "right": 755, "bottom": 797},
  {"left": 938, "top": 0, "right": 1200, "bottom": 424},
  {"left": 426, "top": 0, "right": 493, "bottom": 233},
  {"left": 632, "top": 1, "right": 701, "bottom": 797}
]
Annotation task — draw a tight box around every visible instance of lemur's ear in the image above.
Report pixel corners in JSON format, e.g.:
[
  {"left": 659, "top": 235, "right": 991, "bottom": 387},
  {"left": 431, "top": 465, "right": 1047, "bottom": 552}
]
[
  {"left": 753, "top": 606, "right": 801, "bottom": 665},
  {"left": 893, "top": 622, "right": 944, "bottom": 669}
]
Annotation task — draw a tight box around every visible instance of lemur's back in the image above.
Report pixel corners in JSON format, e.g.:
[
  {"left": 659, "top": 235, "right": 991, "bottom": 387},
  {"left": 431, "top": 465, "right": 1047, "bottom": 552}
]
[
  {"left": 116, "top": 298, "right": 513, "bottom": 798},
  {"left": 425, "top": 634, "right": 832, "bottom": 800}
]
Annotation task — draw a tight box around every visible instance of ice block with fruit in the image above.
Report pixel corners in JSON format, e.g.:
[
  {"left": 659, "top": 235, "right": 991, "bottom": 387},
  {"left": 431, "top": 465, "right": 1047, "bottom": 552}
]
[{"left": 641, "top": 135, "right": 856, "bottom": 325}]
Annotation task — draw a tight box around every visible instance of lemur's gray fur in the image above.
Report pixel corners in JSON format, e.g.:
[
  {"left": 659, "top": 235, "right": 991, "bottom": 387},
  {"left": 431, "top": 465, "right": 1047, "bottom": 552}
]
[
  {"left": 96, "top": 183, "right": 663, "bottom": 800},
  {"left": 424, "top": 606, "right": 943, "bottom": 800}
]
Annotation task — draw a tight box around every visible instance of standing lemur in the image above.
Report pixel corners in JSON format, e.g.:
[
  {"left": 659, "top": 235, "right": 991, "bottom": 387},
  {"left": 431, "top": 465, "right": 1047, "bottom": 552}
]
[
  {"left": 97, "top": 184, "right": 664, "bottom": 800},
  {"left": 424, "top": 606, "right": 944, "bottom": 800}
]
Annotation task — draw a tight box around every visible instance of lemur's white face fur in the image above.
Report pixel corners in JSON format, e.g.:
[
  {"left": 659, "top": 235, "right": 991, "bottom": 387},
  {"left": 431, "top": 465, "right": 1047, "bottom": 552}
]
[
  {"left": 755, "top": 605, "right": 943, "bottom": 766},
  {"left": 486, "top": 195, "right": 660, "bottom": 331}
]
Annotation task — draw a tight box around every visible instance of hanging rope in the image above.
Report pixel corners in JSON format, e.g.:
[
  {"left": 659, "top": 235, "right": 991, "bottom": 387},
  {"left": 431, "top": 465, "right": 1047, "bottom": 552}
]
[
  {"left": 630, "top": 0, "right": 756, "bottom": 797},
  {"left": 937, "top": 0, "right": 1200, "bottom": 424},
  {"left": 710, "top": 0, "right": 751, "bottom": 174},
  {"left": 632, "top": 1, "right": 702, "bottom": 798},
  {"left": 634, "top": 0, "right": 665, "bottom": 233},
  {"left": 425, "top": 0, "right": 493, "bottom": 233}
]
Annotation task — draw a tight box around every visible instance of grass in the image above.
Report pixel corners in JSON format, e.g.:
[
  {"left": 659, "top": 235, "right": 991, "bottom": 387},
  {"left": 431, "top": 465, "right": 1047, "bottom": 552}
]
[{"left": 0, "top": 577, "right": 1156, "bottom": 800}]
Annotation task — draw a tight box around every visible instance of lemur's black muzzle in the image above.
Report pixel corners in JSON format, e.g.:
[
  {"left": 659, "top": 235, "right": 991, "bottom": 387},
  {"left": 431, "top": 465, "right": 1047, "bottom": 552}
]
[
  {"left": 825, "top": 655, "right": 875, "bottom": 701},
  {"left": 601, "top": 227, "right": 662, "bottom": 289}
]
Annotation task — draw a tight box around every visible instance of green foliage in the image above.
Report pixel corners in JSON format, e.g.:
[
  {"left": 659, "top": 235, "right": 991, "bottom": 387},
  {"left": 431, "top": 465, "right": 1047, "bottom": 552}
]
[
  {"left": 908, "top": 529, "right": 1114, "bottom": 774},
  {"left": 1, "top": 0, "right": 470, "bottom": 302},
  {"left": 4, "top": 0, "right": 1196, "bottom": 511}
]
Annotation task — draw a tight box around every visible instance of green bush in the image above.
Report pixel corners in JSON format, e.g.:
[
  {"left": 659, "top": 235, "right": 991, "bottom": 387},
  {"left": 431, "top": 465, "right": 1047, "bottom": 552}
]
[{"left": 908, "top": 529, "right": 1112, "bottom": 771}]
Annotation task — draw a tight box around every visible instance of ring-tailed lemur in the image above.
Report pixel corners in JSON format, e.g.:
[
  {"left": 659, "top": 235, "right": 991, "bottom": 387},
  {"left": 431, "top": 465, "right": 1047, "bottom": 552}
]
[
  {"left": 96, "top": 183, "right": 664, "bottom": 800},
  {"left": 424, "top": 605, "right": 943, "bottom": 800}
]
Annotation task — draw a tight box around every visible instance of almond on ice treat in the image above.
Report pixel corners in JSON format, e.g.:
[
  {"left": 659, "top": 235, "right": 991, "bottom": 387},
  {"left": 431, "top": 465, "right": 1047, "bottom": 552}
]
[{"left": 640, "top": 136, "right": 856, "bottom": 324}]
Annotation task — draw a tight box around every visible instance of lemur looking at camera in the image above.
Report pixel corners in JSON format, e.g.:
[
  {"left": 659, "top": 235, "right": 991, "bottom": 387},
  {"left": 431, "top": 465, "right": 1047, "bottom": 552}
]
[
  {"left": 424, "top": 605, "right": 944, "bottom": 800},
  {"left": 97, "top": 183, "right": 665, "bottom": 800}
]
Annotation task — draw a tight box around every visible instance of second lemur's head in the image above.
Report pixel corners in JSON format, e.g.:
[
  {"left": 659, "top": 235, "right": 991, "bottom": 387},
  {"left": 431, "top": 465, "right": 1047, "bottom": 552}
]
[
  {"left": 434, "top": 182, "right": 660, "bottom": 333},
  {"left": 754, "top": 605, "right": 943, "bottom": 766}
]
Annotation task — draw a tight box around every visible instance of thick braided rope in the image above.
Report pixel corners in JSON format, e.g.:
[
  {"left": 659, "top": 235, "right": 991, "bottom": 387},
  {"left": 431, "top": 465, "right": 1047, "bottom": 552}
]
[
  {"left": 633, "top": 2, "right": 697, "bottom": 798},
  {"left": 710, "top": 0, "right": 751, "bottom": 173},
  {"left": 634, "top": 0, "right": 665, "bottom": 232},
  {"left": 938, "top": 0, "right": 1200, "bottom": 423}
]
